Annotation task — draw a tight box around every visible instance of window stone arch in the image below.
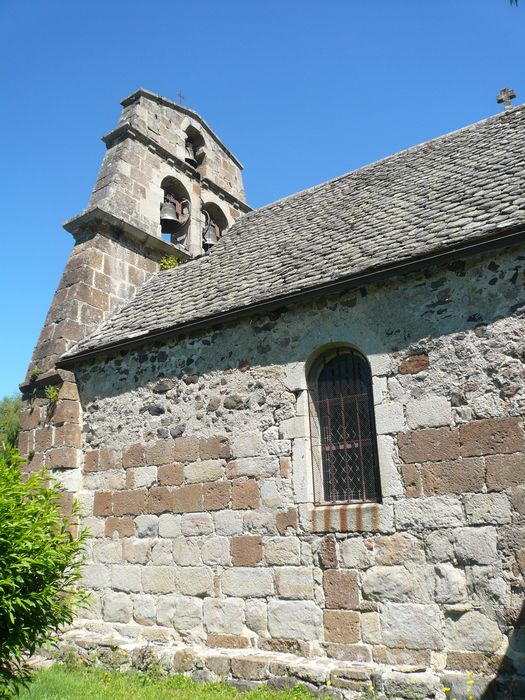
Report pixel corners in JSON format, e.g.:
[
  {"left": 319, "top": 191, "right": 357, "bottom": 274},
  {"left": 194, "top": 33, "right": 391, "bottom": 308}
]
[{"left": 307, "top": 345, "right": 382, "bottom": 503}]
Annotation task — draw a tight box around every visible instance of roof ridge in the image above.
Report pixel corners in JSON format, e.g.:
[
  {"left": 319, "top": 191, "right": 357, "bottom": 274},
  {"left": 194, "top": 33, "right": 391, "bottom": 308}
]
[{"left": 238, "top": 103, "right": 525, "bottom": 222}]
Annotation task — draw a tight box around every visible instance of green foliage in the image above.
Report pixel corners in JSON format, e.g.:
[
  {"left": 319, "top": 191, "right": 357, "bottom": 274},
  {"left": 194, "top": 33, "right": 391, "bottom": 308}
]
[
  {"left": 44, "top": 385, "right": 60, "bottom": 405},
  {"left": 28, "top": 368, "right": 45, "bottom": 382},
  {"left": 0, "top": 395, "right": 22, "bottom": 450},
  {"left": 0, "top": 447, "right": 88, "bottom": 698},
  {"left": 19, "top": 664, "right": 315, "bottom": 699},
  {"left": 159, "top": 256, "right": 181, "bottom": 271}
]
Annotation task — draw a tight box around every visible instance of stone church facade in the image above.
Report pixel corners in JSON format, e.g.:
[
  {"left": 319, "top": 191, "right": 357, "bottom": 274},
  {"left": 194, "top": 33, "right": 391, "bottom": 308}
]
[{"left": 19, "top": 90, "right": 525, "bottom": 698}]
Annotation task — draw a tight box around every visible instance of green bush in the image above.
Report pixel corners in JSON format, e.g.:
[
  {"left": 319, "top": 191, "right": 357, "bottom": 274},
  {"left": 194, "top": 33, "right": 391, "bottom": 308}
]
[
  {"left": 0, "top": 447, "right": 88, "bottom": 698},
  {"left": 0, "top": 395, "right": 22, "bottom": 449}
]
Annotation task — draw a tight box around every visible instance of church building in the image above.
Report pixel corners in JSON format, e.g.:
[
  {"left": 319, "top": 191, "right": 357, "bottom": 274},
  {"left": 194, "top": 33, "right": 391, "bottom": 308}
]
[{"left": 19, "top": 88, "right": 525, "bottom": 698}]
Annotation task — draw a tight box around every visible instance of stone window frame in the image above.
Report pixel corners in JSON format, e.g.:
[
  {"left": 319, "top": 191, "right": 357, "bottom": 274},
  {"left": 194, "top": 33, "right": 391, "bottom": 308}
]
[
  {"left": 282, "top": 343, "right": 395, "bottom": 534},
  {"left": 307, "top": 345, "right": 382, "bottom": 505}
]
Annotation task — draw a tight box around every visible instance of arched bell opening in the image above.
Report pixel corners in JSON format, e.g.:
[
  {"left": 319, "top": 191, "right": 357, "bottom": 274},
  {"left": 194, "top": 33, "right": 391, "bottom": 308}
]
[
  {"left": 201, "top": 202, "right": 228, "bottom": 252},
  {"left": 160, "top": 177, "right": 191, "bottom": 246},
  {"left": 184, "top": 126, "right": 206, "bottom": 169}
]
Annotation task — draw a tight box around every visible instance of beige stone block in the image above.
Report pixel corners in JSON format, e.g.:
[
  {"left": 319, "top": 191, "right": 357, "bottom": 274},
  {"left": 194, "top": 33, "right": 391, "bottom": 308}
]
[
  {"left": 82, "top": 564, "right": 110, "bottom": 589},
  {"left": 103, "top": 591, "right": 132, "bottom": 623},
  {"left": 381, "top": 603, "right": 443, "bottom": 650},
  {"left": 201, "top": 536, "right": 230, "bottom": 566},
  {"left": 227, "top": 457, "right": 279, "bottom": 478},
  {"left": 232, "top": 432, "right": 267, "bottom": 459},
  {"left": 275, "top": 566, "right": 314, "bottom": 599},
  {"left": 158, "top": 513, "right": 181, "bottom": 538},
  {"left": 176, "top": 566, "right": 213, "bottom": 596},
  {"left": 133, "top": 594, "right": 156, "bottom": 626},
  {"left": 203, "top": 597, "right": 244, "bottom": 635},
  {"left": 184, "top": 459, "right": 224, "bottom": 483},
  {"left": 111, "top": 565, "right": 141, "bottom": 592},
  {"left": 181, "top": 512, "right": 214, "bottom": 536},
  {"left": 172, "top": 536, "right": 201, "bottom": 566},
  {"left": 142, "top": 566, "right": 175, "bottom": 593},
  {"left": 123, "top": 538, "right": 151, "bottom": 564},
  {"left": 267, "top": 600, "right": 322, "bottom": 640},
  {"left": 221, "top": 567, "right": 274, "bottom": 597},
  {"left": 263, "top": 537, "right": 301, "bottom": 566}
]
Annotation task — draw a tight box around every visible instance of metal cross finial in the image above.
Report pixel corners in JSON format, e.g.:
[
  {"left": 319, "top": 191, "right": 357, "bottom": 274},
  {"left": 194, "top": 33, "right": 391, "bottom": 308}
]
[
  {"left": 177, "top": 90, "right": 185, "bottom": 105},
  {"left": 497, "top": 87, "right": 517, "bottom": 111}
]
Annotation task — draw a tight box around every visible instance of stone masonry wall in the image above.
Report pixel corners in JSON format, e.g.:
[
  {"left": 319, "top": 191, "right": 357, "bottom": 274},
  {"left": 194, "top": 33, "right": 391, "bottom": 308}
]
[
  {"left": 19, "top": 224, "right": 159, "bottom": 498},
  {"left": 65, "top": 245, "right": 525, "bottom": 697}
]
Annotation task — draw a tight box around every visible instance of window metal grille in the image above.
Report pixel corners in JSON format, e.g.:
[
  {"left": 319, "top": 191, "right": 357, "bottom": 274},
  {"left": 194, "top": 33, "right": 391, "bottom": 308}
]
[{"left": 312, "top": 349, "right": 381, "bottom": 503}]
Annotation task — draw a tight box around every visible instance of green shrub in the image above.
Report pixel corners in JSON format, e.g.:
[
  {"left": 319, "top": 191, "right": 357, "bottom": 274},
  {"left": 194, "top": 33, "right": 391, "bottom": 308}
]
[
  {"left": 0, "top": 446, "right": 88, "bottom": 698},
  {"left": 0, "top": 395, "right": 22, "bottom": 449}
]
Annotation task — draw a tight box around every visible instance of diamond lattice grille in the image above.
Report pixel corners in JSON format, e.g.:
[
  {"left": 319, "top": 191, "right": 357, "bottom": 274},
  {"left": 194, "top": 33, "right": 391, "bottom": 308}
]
[{"left": 315, "top": 350, "right": 381, "bottom": 503}]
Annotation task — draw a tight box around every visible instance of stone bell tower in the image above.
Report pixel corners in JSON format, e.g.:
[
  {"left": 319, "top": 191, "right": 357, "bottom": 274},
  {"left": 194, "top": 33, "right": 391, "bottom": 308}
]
[
  {"left": 18, "top": 89, "right": 249, "bottom": 497},
  {"left": 81, "top": 88, "right": 250, "bottom": 258}
]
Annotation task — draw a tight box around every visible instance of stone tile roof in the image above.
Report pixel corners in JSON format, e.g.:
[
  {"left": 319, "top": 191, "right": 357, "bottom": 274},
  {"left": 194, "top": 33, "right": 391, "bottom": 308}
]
[{"left": 64, "top": 105, "right": 525, "bottom": 359}]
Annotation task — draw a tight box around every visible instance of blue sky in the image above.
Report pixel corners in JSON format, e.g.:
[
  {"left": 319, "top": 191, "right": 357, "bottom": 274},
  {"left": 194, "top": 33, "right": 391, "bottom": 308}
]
[{"left": 0, "top": 0, "right": 523, "bottom": 397}]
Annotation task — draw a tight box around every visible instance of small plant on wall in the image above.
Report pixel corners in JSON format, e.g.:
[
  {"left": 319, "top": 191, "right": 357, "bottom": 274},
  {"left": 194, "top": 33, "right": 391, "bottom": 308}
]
[
  {"left": 159, "top": 256, "right": 181, "bottom": 271},
  {"left": 44, "top": 385, "right": 60, "bottom": 405}
]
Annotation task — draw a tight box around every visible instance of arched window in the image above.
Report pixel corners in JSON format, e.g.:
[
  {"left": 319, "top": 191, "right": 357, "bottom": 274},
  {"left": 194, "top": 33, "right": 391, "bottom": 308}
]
[
  {"left": 308, "top": 347, "right": 381, "bottom": 504},
  {"left": 184, "top": 126, "right": 206, "bottom": 168},
  {"left": 160, "top": 177, "right": 191, "bottom": 245},
  {"left": 201, "top": 202, "right": 228, "bottom": 252}
]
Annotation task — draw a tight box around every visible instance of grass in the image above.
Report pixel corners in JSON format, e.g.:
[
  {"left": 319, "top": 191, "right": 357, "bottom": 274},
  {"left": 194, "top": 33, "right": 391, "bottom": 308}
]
[{"left": 18, "top": 665, "right": 316, "bottom": 700}]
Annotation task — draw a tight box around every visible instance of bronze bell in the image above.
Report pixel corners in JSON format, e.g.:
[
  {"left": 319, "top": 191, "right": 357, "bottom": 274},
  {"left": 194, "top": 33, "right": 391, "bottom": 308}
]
[
  {"left": 203, "top": 221, "right": 219, "bottom": 248},
  {"left": 160, "top": 201, "right": 180, "bottom": 234},
  {"left": 185, "top": 139, "right": 198, "bottom": 168}
]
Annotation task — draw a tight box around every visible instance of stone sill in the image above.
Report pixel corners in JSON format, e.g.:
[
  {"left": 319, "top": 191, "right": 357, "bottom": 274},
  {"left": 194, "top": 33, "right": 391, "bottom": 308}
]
[
  {"left": 63, "top": 206, "right": 192, "bottom": 261},
  {"left": 20, "top": 368, "right": 74, "bottom": 393},
  {"left": 301, "top": 502, "right": 393, "bottom": 533}
]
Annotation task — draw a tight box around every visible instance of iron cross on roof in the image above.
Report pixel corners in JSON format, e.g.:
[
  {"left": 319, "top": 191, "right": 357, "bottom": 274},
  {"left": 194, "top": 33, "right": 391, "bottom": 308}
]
[
  {"left": 177, "top": 90, "right": 185, "bottom": 105},
  {"left": 497, "top": 87, "right": 516, "bottom": 111}
]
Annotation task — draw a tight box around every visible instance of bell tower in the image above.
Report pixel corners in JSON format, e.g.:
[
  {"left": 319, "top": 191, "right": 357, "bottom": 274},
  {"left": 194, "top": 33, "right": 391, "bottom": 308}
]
[
  {"left": 19, "top": 89, "right": 249, "bottom": 501},
  {"left": 76, "top": 88, "right": 250, "bottom": 259}
]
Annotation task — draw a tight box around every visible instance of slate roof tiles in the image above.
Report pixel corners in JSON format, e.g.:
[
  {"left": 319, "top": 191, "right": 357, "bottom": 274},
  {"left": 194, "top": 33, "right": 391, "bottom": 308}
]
[{"left": 64, "top": 104, "right": 525, "bottom": 359}]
